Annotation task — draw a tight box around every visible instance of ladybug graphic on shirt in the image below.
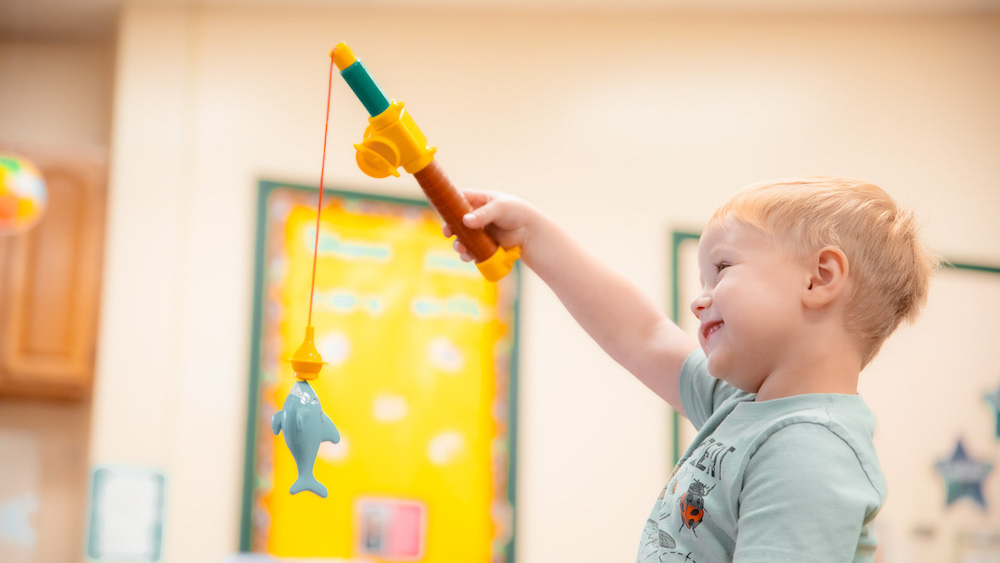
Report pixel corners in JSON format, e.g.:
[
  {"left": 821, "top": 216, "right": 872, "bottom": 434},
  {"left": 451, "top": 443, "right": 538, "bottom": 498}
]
[{"left": 678, "top": 479, "right": 715, "bottom": 535}]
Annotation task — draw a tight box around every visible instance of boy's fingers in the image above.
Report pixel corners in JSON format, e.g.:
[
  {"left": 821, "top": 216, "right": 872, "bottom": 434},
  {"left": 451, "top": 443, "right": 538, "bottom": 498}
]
[
  {"left": 463, "top": 199, "right": 501, "bottom": 229},
  {"left": 461, "top": 189, "right": 490, "bottom": 206}
]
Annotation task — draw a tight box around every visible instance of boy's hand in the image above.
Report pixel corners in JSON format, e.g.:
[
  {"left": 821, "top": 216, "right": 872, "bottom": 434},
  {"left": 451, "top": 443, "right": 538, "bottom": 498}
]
[{"left": 442, "top": 189, "right": 533, "bottom": 262}]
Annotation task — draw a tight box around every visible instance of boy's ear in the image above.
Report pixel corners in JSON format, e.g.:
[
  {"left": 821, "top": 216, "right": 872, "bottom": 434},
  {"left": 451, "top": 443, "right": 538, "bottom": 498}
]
[{"left": 803, "top": 246, "right": 849, "bottom": 309}]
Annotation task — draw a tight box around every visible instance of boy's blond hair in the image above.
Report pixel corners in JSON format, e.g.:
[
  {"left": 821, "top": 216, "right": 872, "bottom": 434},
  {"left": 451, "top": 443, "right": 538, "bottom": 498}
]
[{"left": 709, "top": 177, "right": 938, "bottom": 367}]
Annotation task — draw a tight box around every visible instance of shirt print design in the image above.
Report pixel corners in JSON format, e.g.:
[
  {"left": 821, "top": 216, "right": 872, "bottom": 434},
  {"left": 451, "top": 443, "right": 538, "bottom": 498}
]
[{"left": 637, "top": 437, "right": 736, "bottom": 563}]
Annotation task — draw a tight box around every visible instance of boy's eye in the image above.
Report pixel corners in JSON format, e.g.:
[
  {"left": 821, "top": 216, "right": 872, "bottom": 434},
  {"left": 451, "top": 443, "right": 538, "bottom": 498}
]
[{"left": 715, "top": 262, "right": 730, "bottom": 273}]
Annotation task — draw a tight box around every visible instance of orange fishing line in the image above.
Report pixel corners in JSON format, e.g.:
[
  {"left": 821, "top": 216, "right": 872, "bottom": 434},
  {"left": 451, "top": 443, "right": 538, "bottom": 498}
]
[{"left": 308, "top": 56, "right": 335, "bottom": 326}]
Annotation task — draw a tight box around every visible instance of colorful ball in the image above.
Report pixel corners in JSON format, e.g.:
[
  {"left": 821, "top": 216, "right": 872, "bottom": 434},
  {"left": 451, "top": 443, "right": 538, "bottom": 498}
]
[{"left": 0, "top": 154, "right": 48, "bottom": 235}]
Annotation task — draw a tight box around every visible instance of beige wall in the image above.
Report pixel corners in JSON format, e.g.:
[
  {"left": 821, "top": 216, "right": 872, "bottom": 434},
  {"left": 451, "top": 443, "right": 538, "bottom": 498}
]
[
  {"left": 6, "top": 6, "right": 996, "bottom": 563},
  {"left": 0, "top": 39, "right": 114, "bottom": 148},
  {"left": 0, "top": 38, "right": 113, "bottom": 563}
]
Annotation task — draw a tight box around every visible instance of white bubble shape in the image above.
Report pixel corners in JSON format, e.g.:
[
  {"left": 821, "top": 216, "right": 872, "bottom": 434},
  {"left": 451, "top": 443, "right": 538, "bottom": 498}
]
[
  {"left": 428, "top": 431, "right": 465, "bottom": 465},
  {"left": 318, "top": 332, "right": 350, "bottom": 366},
  {"left": 318, "top": 435, "right": 349, "bottom": 462},
  {"left": 428, "top": 336, "right": 464, "bottom": 373},
  {"left": 373, "top": 394, "right": 408, "bottom": 422}
]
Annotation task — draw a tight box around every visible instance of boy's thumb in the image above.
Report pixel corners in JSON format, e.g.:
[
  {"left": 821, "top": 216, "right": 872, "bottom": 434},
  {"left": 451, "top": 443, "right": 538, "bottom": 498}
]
[{"left": 464, "top": 201, "right": 497, "bottom": 229}]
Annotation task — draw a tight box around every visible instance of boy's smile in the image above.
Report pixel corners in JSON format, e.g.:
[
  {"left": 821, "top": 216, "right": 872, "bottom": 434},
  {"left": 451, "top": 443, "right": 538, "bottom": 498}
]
[{"left": 701, "top": 320, "right": 724, "bottom": 344}]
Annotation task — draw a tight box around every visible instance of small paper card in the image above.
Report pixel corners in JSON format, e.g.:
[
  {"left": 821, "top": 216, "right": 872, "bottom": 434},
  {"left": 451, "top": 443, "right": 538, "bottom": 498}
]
[
  {"left": 355, "top": 497, "right": 426, "bottom": 561},
  {"left": 85, "top": 466, "right": 167, "bottom": 562}
]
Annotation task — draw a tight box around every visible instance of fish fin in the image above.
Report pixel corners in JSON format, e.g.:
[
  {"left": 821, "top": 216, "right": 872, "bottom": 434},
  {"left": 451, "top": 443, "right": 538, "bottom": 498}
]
[
  {"left": 322, "top": 413, "right": 341, "bottom": 444},
  {"left": 290, "top": 474, "right": 328, "bottom": 498},
  {"left": 271, "top": 411, "right": 283, "bottom": 435}
]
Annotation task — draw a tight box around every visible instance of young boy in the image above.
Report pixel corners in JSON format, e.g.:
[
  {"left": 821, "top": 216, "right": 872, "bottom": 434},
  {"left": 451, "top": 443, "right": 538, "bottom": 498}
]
[{"left": 445, "top": 177, "right": 937, "bottom": 562}]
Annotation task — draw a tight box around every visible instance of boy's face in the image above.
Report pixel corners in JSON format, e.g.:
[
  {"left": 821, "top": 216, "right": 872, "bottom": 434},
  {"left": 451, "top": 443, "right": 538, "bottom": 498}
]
[{"left": 691, "top": 219, "right": 811, "bottom": 393}]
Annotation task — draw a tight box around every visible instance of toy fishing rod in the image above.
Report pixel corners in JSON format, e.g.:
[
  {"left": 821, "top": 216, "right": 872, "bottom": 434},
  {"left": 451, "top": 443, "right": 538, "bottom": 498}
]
[{"left": 330, "top": 42, "right": 520, "bottom": 282}]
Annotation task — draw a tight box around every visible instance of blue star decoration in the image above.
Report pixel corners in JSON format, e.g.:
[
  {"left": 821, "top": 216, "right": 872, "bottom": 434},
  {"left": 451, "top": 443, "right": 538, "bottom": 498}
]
[
  {"left": 985, "top": 386, "right": 1000, "bottom": 439},
  {"left": 934, "top": 439, "right": 992, "bottom": 509}
]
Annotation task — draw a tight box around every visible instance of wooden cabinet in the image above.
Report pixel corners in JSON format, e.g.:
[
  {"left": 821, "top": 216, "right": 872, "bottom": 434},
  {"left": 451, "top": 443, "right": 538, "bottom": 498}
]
[{"left": 0, "top": 146, "right": 107, "bottom": 400}]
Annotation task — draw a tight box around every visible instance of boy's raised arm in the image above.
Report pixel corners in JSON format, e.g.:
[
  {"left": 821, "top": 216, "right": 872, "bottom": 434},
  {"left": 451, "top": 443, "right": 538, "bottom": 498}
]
[{"left": 450, "top": 190, "right": 698, "bottom": 415}]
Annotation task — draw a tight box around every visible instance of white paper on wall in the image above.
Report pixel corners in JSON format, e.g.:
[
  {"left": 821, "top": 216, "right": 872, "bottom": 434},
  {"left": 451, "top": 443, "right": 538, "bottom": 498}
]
[
  {"left": 862, "top": 267, "right": 1000, "bottom": 563},
  {"left": 0, "top": 430, "right": 40, "bottom": 563},
  {"left": 85, "top": 466, "right": 167, "bottom": 562}
]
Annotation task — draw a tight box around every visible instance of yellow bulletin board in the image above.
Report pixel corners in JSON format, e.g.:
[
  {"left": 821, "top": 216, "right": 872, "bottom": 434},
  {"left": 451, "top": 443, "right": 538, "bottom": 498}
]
[{"left": 239, "top": 181, "right": 518, "bottom": 563}]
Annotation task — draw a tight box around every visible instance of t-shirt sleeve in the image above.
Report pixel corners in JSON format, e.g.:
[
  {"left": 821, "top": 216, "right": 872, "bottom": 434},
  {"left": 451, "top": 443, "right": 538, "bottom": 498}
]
[
  {"left": 678, "top": 349, "right": 746, "bottom": 429},
  {"left": 733, "top": 422, "right": 883, "bottom": 562}
]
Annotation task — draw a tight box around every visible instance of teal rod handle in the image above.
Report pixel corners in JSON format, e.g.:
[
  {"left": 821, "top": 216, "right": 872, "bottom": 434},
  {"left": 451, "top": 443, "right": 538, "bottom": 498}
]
[{"left": 332, "top": 43, "right": 390, "bottom": 117}]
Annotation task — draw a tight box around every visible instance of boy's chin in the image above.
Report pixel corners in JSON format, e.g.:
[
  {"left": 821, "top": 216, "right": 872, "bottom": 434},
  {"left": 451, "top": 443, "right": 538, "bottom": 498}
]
[
  {"left": 705, "top": 352, "right": 728, "bottom": 380},
  {"left": 706, "top": 355, "right": 760, "bottom": 394}
]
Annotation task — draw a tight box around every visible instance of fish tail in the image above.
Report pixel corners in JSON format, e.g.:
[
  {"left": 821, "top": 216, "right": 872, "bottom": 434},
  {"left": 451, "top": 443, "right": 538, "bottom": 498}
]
[{"left": 290, "top": 474, "right": 328, "bottom": 498}]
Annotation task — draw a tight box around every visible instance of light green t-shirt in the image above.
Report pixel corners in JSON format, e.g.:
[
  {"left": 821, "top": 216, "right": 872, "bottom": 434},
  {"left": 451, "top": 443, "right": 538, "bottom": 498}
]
[{"left": 637, "top": 350, "right": 886, "bottom": 563}]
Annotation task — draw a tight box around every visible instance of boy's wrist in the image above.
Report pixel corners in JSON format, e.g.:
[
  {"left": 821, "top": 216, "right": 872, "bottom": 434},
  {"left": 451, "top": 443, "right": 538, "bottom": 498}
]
[{"left": 519, "top": 208, "right": 572, "bottom": 272}]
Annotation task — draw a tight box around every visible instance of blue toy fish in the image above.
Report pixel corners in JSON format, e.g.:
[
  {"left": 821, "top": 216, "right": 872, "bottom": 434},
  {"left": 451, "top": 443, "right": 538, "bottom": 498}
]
[{"left": 272, "top": 380, "right": 341, "bottom": 497}]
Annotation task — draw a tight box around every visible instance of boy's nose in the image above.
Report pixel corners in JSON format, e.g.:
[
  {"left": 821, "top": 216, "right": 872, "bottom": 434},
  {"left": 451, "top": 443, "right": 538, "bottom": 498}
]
[{"left": 690, "top": 291, "right": 711, "bottom": 318}]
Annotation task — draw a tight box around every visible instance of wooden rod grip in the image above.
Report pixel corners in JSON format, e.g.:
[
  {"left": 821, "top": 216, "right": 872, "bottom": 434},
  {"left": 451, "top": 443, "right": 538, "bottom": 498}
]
[{"left": 413, "top": 160, "right": 498, "bottom": 263}]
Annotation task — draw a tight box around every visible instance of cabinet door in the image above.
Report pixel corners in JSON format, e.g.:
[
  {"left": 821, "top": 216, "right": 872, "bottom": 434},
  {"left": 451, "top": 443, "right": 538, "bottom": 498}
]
[{"left": 0, "top": 148, "right": 107, "bottom": 400}]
